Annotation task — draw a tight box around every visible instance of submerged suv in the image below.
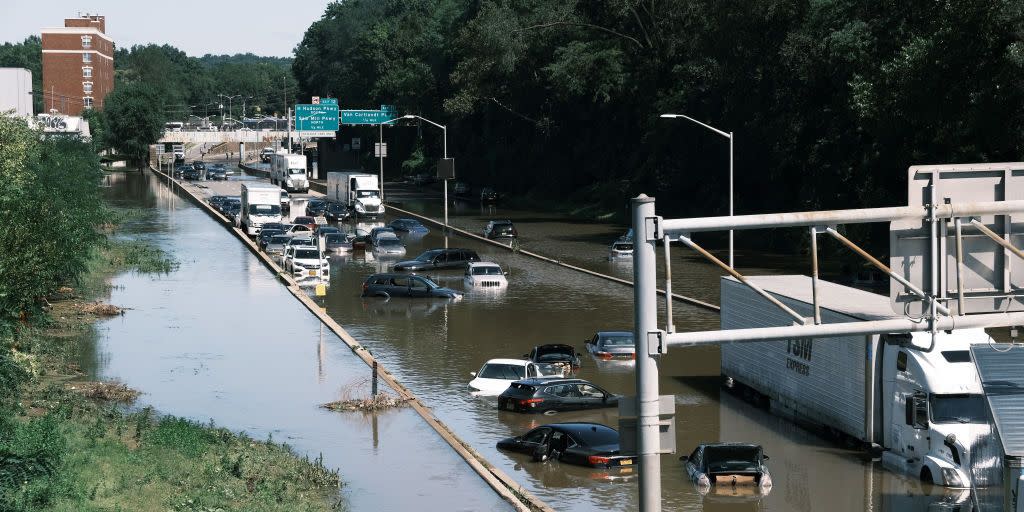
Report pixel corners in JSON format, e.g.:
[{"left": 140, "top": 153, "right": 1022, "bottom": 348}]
[
  {"left": 393, "top": 248, "right": 481, "bottom": 271},
  {"left": 361, "top": 273, "right": 461, "bottom": 299}
]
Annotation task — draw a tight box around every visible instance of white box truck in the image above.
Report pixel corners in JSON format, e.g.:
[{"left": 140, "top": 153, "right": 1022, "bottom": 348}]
[
  {"left": 721, "top": 275, "right": 1000, "bottom": 490},
  {"left": 326, "top": 171, "right": 384, "bottom": 218},
  {"left": 270, "top": 153, "right": 309, "bottom": 193},
  {"left": 240, "top": 182, "right": 283, "bottom": 236}
]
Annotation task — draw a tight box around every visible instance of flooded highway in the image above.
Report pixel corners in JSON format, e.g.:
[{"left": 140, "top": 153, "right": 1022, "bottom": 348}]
[{"left": 96, "top": 166, "right": 980, "bottom": 511}]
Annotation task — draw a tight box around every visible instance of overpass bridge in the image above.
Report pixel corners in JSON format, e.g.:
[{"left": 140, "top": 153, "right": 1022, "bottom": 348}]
[{"left": 158, "top": 130, "right": 289, "bottom": 144}]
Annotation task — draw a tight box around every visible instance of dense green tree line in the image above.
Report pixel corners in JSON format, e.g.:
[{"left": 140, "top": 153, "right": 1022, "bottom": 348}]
[
  {"left": 0, "top": 114, "right": 106, "bottom": 323},
  {"left": 293, "top": 0, "right": 1024, "bottom": 231}
]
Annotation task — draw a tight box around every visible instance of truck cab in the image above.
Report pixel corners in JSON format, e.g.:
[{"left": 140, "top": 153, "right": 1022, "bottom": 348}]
[
  {"left": 350, "top": 177, "right": 382, "bottom": 218},
  {"left": 880, "top": 330, "right": 991, "bottom": 488}
]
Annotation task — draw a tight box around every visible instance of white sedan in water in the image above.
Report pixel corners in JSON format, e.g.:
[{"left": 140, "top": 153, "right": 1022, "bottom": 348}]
[
  {"left": 468, "top": 358, "right": 563, "bottom": 395},
  {"left": 463, "top": 262, "right": 508, "bottom": 289}
]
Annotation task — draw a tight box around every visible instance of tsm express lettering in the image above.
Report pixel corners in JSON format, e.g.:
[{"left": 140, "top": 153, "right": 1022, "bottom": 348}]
[{"left": 785, "top": 339, "right": 812, "bottom": 376}]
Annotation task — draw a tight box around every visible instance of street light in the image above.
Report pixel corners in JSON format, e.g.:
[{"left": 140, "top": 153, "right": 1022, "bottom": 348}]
[
  {"left": 219, "top": 94, "right": 242, "bottom": 129},
  {"left": 400, "top": 114, "right": 450, "bottom": 247},
  {"left": 660, "top": 113, "right": 734, "bottom": 268}
]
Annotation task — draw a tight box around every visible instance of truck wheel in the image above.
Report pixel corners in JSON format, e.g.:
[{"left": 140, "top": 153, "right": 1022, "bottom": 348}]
[{"left": 920, "top": 467, "right": 933, "bottom": 484}]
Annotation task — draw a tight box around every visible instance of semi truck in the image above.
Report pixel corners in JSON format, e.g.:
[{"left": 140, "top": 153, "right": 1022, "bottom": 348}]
[
  {"left": 326, "top": 171, "right": 384, "bottom": 218},
  {"left": 270, "top": 153, "right": 309, "bottom": 193},
  {"left": 720, "top": 275, "right": 1009, "bottom": 493},
  {"left": 239, "top": 182, "right": 283, "bottom": 236}
]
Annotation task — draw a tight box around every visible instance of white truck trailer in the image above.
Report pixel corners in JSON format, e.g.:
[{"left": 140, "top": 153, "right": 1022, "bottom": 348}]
[
  {"left": 326, "top": 171, "right": 384, "bottom": 218},
  {"left": 239, "top": 182, "right": 283, "bottom": 236},
  {"left": 721, "top": 275, "right": 998, "bottom": 490},
  {"left": 270, "top": 153, "right": 309, "bottom": 193}
]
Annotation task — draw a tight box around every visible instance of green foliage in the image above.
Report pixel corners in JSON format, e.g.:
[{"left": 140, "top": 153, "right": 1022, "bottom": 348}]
[
  {"left": 101, "top": 83, "right": 166, "bottom": 167},
  {"left": 0, "top": 414, "right": 67, "bottom": 510},
  {"left": 293, "top": 0, "right": 1024, "bottom": 248},
  {"left": 0, "top": 114, "right": 106, "bottom": 322}
]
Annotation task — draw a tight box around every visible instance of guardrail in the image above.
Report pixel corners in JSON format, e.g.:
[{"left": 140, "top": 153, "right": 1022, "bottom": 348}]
[{"left": 149, "top": 166, "right": 553, "bottom": 512}]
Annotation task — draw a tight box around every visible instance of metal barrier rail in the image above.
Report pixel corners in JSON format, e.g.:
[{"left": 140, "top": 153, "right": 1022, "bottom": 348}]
[
  {"left": 240, "top": 163, "right": 720, "bottom": 313},
  {"left": 150, "top": 165, "right": 553, "bottom": 512}
]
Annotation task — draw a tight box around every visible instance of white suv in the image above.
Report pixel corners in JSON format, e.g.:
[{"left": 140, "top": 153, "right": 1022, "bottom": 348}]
[
  {"left": 464, "top": 262, "right": 507, "bottom": 289},
  {"left": 283, "top": 245, "right": 329, "bottom": 279}
]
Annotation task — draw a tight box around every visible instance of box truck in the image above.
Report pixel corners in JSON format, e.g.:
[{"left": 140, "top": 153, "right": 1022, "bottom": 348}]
[
  {"left": 720, "top": 275, "right": 1002, "bottom": 491},
  {"left": 270, "top": 153, "right": 308, "bottom": 193},
  {"left": 239, "top": 182, "right": 283, "bottom": 236},
  {"left": 326, "top": 171, "right": 384, "bottom": 218}
]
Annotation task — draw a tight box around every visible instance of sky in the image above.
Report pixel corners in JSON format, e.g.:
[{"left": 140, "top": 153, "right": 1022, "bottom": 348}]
[{"left": 3, "top": 0, "right": 329, "bottom": 57}]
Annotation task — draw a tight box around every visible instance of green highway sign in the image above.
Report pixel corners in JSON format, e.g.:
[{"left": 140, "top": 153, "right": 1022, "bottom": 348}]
[
  {"left": 320, "top": 98, "right": 338, "bottom": 106},
  {"left": 341, "top": 109, "right": 396, "bottom": 125},
  {"left": 295, "top": 103, "right": 339, "bottom": 135}
]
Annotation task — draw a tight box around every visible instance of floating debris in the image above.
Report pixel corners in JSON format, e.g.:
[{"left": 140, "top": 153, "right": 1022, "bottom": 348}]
[
  {"left": 321, "top": 393, "right": 408, "bottom": 412},
  {"left": 81, "top": 302, "right": 123, "bottom": 316},
  {"left": 68, "top": 381, "right": 141, "bottom": 403}
]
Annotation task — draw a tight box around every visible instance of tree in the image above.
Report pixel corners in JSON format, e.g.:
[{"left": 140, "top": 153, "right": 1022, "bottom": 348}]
[{"left": 102, "top": 83, "right": 166, "bottom": 168}]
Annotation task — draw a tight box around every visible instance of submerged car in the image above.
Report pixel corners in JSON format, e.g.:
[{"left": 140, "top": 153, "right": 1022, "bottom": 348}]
[
  {"left": 497, "top": 423, "right": 635, "bottom": 468},
  {"left": 484, "top": 220, "right": 518, "bottom": 239},
  {"left": 264, "top": 235, "right": 290, "bottom": 255},
  {"left": 464, "top": 262, "right": 508, "bottom": 289},
  {"left": 609, "top": 238, "right": 634, "bottom": 259},
  {"left": 280, "top": 190, "right": 291, "bottom": 212},
  {"left": 361, "top": 273, "right": 461, "bottom": 299},
  {"left": 585, "top": 331, "right": 635, "bottom": 360},
  {"left": 257, "top": 229, "right": 284, "bottom": 249},
  {"left": 525, "top": 344, "right": 582, "bottom": 373},
  {"left": 323, "top": 233, "right": 353, "bottom": 253},
  {"left": 283, "top": 246, "right": 329, "bottom": 279},
  {"left": 393, "top": 248, "right": 481, "bottom": 271},
  {"left": 388, "top": 218, "right": 429, "bottom": 234},
  {"left": 207, "top": 167, "right": 227, "bottom": 180},
  {"left": 372, "top": 233, "right": 406, "bottom": 256},
  {"left": 498, "top": 378, "right": 619, "bottom": 413},
  {"left": 480, "top": 187, "right": 499, "bottom": 204},
  {"left": 324, "top": 202, "right": 350, "bottom": 222},
  {"left": 681, "top": 443, "right": 773, "bottom": 496},
  {"left": 467, "top": 358, "right": 564, "bottom": 395},
  {"left": 305, "top": 198, "right": 327, "bottom": 217}
]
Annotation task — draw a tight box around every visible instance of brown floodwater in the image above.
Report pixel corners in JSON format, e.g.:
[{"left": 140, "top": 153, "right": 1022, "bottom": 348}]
[{"left": 92, "top": 166, "right": 994, "bottom": 511}]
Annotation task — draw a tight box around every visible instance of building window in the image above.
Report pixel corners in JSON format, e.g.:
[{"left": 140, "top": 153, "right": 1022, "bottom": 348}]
[
  {"left": 82, "top": 67, "right": 92, "bottom": 78},
  {"left": 83, "top": 82, "right": 93, "bottom": 94},
  {"left": 84, "top": 97, "right": 94, "bottom": 109},
  {"left": 82, "top": 53, "right": 91, "bottom": 63},
  {"left": 81, "top": 35, "right": 92, "bottom": 48}
]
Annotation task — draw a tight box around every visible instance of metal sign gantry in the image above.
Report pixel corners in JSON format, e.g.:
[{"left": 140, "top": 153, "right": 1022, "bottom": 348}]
[{"left": 630, "top": 162, "right": 1024, "bottom": 511}]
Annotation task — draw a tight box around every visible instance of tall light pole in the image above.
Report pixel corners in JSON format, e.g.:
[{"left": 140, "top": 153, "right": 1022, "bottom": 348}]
[
  {"left": 660, "top": 113, "right": 734, "bottom": 268},
  {"left": 401, "top": 114, "right": 449, "bottom": 247},
  {"left": 379, "top": 117, "right": 404, "bottom": 202},
  {"left": 219, "top": 94, "right": 242, "bottom": 129}
]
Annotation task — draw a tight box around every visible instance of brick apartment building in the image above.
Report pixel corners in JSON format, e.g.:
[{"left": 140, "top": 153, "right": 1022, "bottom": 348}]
[{"left": 41, "top": 14, "right": 114, "bottom": 116}]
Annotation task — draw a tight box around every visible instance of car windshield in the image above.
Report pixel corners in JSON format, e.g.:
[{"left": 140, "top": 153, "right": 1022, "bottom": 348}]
[
  {"left": 270, "top": 235, "right": 290, "bottom": 243},
  {"left": 601, "top": 335, "right": 634, "bottom": 347},
  {"left": 931, "top": 394, "right": 988, "bottom": 424},
  {"left": 295, "top": 249, "right": 319, "bottom": 259},
  {"left": 357, "top": 190, "right": 379, "bottom": 198},
  {"left": 534, "top": 363, "right": 564, "bottom": 377},
  {"left": 249, "top": 204, "right": 281, "bottom": 214},
  {"left": 289, "top": 168, "right": 305, "bottom": 175},
  {"left": 415, "top": 250, "right": 443, "bottom": 262},
  {"left": 295, "top": 217, "right": 314, "bottom": 224},
  {"left": 378, "top": 239, "right": 402, "bottom": 247},
  {"left": 613, "top": 242, "right": 633, "bottom": 251},
  {"left": 478, "top": 364, "right": 526, "bottom": 380},
  {"left": 472, "top": 266, "right": 503, "bottom": 276},
  {"left": 324, "top": 234, "right": 343, "bottom": 243},
  {"left": 704, "top": 445, "right": 761, "bottom": 472}
]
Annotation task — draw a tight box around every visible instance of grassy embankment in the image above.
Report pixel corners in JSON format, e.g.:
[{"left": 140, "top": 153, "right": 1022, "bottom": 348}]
[{"left": 3, "top": 206, "right": 343, "bottom": 511}]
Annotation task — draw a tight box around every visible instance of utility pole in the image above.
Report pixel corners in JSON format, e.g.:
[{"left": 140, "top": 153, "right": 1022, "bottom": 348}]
[
  {"left": 632, "top": 194, "right": 661, "bottom": 512},
  {"left": 287, "top": 107, "right": 293, "bottom": 154}
]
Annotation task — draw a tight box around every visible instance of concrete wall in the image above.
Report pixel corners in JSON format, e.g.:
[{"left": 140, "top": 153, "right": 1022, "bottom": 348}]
[
  {"left": 0, "top": 68, "right": 33, "bottom": 117},
  {"left": 159, "top": 130, "right": 289, "bottom": 144}
]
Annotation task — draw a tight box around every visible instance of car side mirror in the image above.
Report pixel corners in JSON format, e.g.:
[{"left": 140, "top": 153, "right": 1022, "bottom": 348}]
[
  {"left": 469, "top": 371, "right": 476, "bottom": 377},
  {"left": 678, "top": 455, "right": 689, "bottom": 461},
  {"left": 763, "top": 455, "right": 770, "bottom": 461}
]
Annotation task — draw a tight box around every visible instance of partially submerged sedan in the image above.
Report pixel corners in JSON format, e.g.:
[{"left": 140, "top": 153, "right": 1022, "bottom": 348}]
[
  {"left": 468, "top": 358, "right": 564, "bottom": 395},
  {"left": 585, "top": 331, "right": 635, "bottom": 360},
  {"left": 498, "top": 378, "right": 619, "bottom": 413},
  {"left": 681, "top": 443, "right": 773, "bottom": 496},
  {"left": 497, "top": 423, "right": 635, "bottom": 469}
]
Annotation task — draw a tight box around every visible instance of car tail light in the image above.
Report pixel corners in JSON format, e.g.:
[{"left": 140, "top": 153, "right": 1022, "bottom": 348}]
[
  {"left": 361, "top": 282, "right": 368, "bottom": 293},
  {"left": 519, "top": 398, "right": 544, "bottom": 408},
  {"left": 588, "top": 455, "right": 610, "bottom": 466},
  {"left": 595, "top": 351, "right": 613, "bottom": 360}
]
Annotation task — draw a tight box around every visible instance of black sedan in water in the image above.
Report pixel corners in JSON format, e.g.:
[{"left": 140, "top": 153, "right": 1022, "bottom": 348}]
[
  {"left": 324, "top": 202, "right": 351, "bottom": 222},
  {"left": 497, "top": 423, "right": 635, "bottom": 468},
  {"left": 498, "top": 378, "right": 619, "bottom": 413}
]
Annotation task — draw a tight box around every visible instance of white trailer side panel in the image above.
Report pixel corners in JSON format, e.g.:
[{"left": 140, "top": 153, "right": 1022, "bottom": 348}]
[{"left": 721, "top": 275, "right": 896, "bottom": 442}]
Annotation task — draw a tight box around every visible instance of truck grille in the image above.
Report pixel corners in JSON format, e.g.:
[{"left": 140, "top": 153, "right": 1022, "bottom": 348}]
[{"left": 477, "top": 280, "right": 502, "bottom": 287}]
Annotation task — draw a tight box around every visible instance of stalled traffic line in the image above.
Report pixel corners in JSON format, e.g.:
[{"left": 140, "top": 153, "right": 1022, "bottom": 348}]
[{"left": 149, "top": 165, "right": 553, "bottom": 512}]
